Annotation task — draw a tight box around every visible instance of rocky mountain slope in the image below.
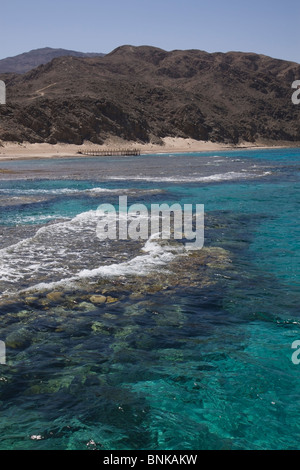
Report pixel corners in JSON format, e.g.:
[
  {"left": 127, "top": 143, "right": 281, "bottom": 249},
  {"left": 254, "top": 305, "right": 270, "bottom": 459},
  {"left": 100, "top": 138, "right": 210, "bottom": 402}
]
[{"left": 0, "top": 45, "right": 299, "bottom": 145}]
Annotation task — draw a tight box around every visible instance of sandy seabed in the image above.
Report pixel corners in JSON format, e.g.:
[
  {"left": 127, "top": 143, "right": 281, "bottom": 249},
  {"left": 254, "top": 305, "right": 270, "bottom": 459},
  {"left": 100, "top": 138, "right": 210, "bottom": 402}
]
[{"left": 0, "top": 136, "right": 297, "bottom": 162}]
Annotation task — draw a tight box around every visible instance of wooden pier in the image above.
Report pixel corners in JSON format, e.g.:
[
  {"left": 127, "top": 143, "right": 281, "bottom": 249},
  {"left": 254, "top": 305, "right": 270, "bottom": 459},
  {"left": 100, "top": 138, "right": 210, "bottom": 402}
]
[{"left": 78, "top": 148, "right": 141, "bottom": 157}]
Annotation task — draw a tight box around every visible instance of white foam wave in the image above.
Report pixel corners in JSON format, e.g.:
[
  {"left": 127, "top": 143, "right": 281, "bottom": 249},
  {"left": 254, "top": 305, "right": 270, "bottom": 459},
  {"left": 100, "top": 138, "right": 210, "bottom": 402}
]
[
  {"left": 11, "top": 214, "right": 68, "bottom": 224},
  {"left": 0, "top": 209, "right": 99, "bottom": 283},
  {"left": 0, "top": 187, "right": 164, "bottom": 198},
  {"left": 0, "top": 187, "right": 119, "bottom": 196},
  {"left": 85, "top": 187, "right": 118, "bottom": 194},
  {"left": 0, "top": 206, "right": 186, "bottom": 298},
  {"left": 107, "top": 171, "right": 258, "bottom": 183},
  {"left": 22, "top": 236, "right": 185, "bottom": 294}
]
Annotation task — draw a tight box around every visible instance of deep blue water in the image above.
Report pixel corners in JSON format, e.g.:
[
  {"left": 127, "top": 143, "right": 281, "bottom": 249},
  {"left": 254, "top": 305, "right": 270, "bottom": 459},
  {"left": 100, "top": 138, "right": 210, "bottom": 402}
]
[{"left": 0, "top": 148, "right": 299, "bottom": 450}]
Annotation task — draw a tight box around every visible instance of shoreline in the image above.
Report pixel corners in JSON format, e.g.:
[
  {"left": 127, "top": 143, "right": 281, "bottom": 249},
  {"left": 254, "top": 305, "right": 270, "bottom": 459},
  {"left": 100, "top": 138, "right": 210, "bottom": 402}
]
[{"left": 0, "top": 137, "right": 299, "bottom": 162}]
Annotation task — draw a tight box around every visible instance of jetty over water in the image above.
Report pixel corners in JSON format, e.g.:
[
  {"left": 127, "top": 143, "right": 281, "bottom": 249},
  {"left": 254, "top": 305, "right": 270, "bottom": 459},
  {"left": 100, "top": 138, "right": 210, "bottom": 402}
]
[{"left": 78, "top": 148, "right": 141, "bottom": 156}]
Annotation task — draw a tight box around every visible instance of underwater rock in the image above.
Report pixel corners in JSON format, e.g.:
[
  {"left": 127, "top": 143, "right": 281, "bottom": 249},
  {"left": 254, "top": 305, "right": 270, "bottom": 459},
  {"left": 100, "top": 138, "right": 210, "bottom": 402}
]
[
  {"left": 123, "top": 300, "right": 152, "bottom": 317},
  {"left": 153, "top": 305, "right": 186, "bottom": 327},
  {"left": 16, "top": 310, "right": 31, "bottom": 319},
  {"left": 27, "top": 374, "right": 77, "bottom": 395},
  {"left": 90, "top": 295, "right": 107, "bottom": 305},
  {"left": 103, "top": 313, "right": 118, "bottom": 320},
  {"left": 25, "top": 296, "right": 39, "bottom": 304},
  {"left": 46, "top": 291, "right": 64, "bottom": 303},
  {"left": 129, "top": 292, "right": 144, "bottom": 300},
  {"left": 75, "top": 301, "right": 98, "bottom": 311},
  {"left": 109, "top": 341, "right": 134, "bottom": 355},
  {"left": 6, "top": 327, "right": 33, "bottom": 349},
  {"left": 91, "top": 321, "right": 111, "bottom": 335},
  {"left": 106, "top": 296, "right": 119, "bottom": 304},
  {"left": 202, "top": 246, "right": 232, "bottom": 269},
  {"left": 0, "top": 298, "right": 22, "bottom": 311},
  {"left": 114, "top": 325, "right": 139, "bottom": 339}
]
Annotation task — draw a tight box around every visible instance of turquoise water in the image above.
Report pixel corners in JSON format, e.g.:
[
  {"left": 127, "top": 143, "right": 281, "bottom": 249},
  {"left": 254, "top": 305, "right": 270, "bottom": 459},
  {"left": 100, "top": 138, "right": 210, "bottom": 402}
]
[{"left": 0, "top": 148, "right": 299, "bottom": 450}]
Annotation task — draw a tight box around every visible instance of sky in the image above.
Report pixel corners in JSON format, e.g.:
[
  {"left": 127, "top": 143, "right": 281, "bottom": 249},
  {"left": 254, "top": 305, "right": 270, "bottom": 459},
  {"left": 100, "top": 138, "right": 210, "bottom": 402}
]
[{"left": 0, "top": 0, "right": 299, "bottom": 63}]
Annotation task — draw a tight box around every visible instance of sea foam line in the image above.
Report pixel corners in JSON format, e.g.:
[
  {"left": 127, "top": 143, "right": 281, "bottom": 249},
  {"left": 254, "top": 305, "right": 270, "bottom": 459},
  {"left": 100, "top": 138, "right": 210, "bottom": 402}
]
[
  {"left": 106, "top": 171, "right": 263, "bottom": 183},
  {"left": 0, "top": 187, "right": 164, "bottom": 196}
]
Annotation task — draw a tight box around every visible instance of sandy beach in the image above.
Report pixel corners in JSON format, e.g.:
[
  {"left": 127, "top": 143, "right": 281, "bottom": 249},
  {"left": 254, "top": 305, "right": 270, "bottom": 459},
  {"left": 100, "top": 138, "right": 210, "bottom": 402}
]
[{"left": 0, "top": 137, "right": 297, "bottom": 161}]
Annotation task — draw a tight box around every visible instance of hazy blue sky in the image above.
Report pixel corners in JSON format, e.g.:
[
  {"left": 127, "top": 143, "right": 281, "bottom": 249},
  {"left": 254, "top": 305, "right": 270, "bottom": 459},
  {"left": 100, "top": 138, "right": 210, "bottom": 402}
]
[{"left": 1, "top": 0, "right": 299, "bottom": 63}]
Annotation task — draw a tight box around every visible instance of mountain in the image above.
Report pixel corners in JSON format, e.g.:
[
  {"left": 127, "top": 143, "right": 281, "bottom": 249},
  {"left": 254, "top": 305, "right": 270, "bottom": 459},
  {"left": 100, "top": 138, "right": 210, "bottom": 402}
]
[
  {"left": 0, "top": 47, "right": 105, "bottom": 74},
  {"left": 0, "top": 45, "right": 299, "bottom": 145}
]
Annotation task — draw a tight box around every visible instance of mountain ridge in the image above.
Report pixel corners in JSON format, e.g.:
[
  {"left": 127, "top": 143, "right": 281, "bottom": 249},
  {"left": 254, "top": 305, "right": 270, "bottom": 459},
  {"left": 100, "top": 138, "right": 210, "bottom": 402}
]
[
  {"left": 0, "top": 47, "right": 105, "bottom": 74},
  {"left": 0, "top": 45, "right": 299, "bottom": 145}
]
